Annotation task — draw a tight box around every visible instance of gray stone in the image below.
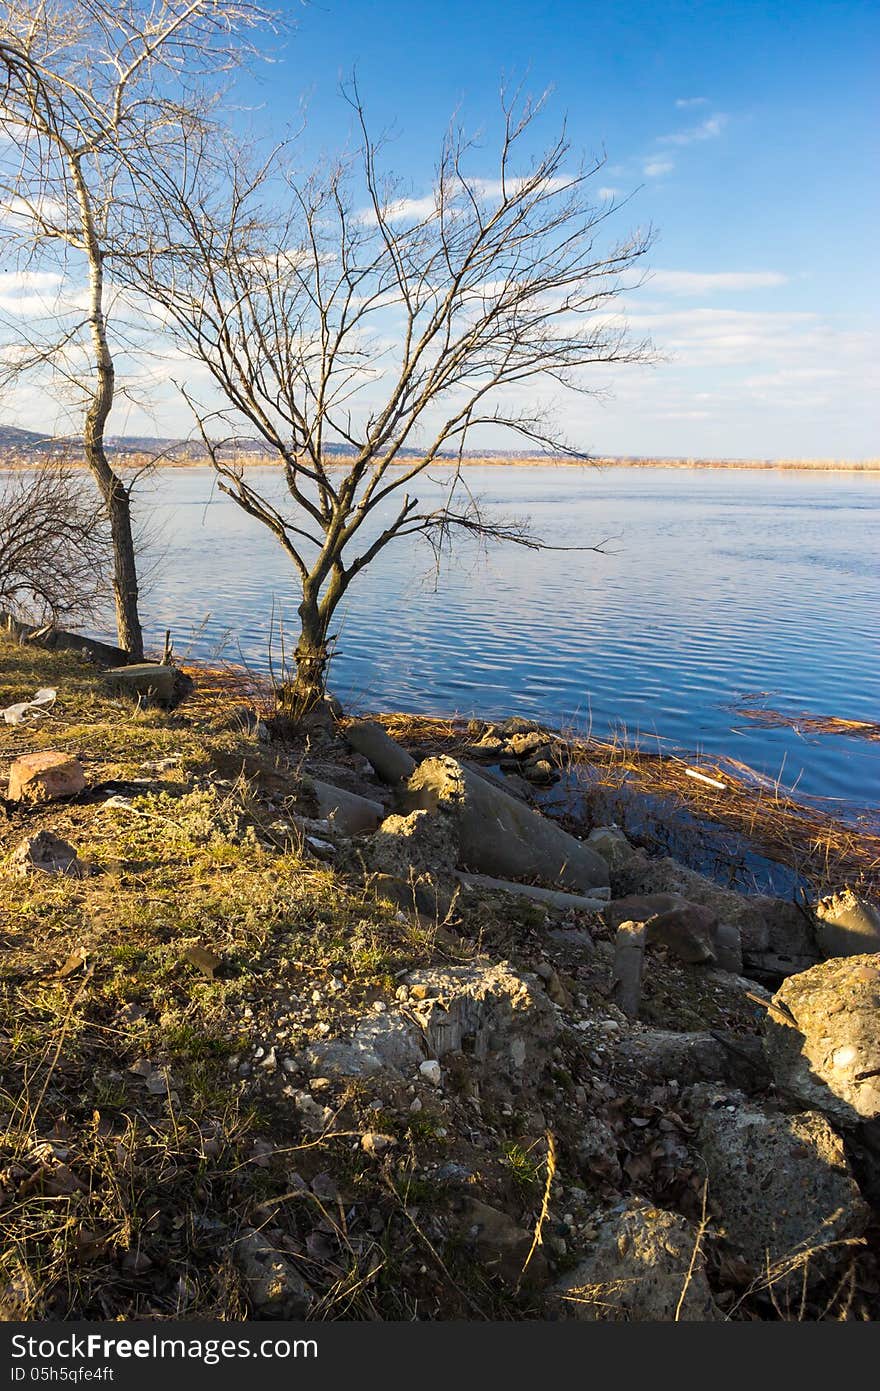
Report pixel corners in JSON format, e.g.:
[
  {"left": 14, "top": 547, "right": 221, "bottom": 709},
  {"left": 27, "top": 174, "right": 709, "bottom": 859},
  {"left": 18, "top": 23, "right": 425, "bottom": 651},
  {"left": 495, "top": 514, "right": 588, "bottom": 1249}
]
[
  {"left": 366, "top": 872, "right": 448, "bottom": 918},
  {"left": 234, "top": 1228, "right": 312, "bottom": 1319},
  {"left": 614, "top": 1028, "right": 770, "bottom": 1088},
  {"left": 403, "top": 755, "right": 609, "bottom": 893},
  {"left": 603, "top": 893, "right": 715, "bottom": 962},
  {"left": 763, "top": 954, "right": 880, "bottom": 1126},
  {"left": 691, "top": 1085, "right": 868, "bottom": 1290},
  {"left": 363, "top": 808, "right": 457, "bottom": 882},
  {"left": 585, "top": 826, "right": 640, "bottom": 877},
  {"left": 104, "top": 662, "right": 177, "bottom": 706},
  {"left": 815, "top": 888, "right": 880, "bottom": 959},
  {"left": 456, "top": 872, "right": 608, "bottom": 913},
  {"left": 343, "top": 720, "right": 416, "bottom": 784},
  {"left": 555, "top": 1199, "right": 721, "bottom": 1321},
  {"left": 310, "top": 779, "right": 384, "bottom": 835},
  {"left": 9, "top": 830, "right": 85, "bottom": 878},
  {"left": 621, "top": 857, "right": 818, "bottom": 972},
  {"left": 461, "top": 1198, "right": 548, "bottom": 1288},
  {"left": 303, "top": 1013, "right": 423, "bottom": 1079},
  {"left": 404, "top": 961, "right": 557, "bottom": 1077},
  {"left": 611, "top": 920, "right": 647, "bottom": 1020}
]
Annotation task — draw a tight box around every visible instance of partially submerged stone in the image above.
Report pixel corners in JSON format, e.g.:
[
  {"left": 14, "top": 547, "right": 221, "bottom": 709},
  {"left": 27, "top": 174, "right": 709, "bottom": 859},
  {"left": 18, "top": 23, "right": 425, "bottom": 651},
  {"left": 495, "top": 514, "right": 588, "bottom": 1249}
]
[
  {"left": 763, "top": 954, "right": 880, "bottom": 1126},
  {"left": 343, "top": 720, "right": 416, "bottom": 784},
  {"left": 815, "top": 888, "right": 880, "bottom": 959},
  {"left": 403, "top": 754, "right": 609, "bottom": 893},
  {"left": 7, "top": 751, "right": 85, "bottom": 803},
  {"left": 691, "top": 1085, "right": 868, "bottom": 1291},
  {"left": 556, "top": 1199, "right": 721, "bottom": 1321}
]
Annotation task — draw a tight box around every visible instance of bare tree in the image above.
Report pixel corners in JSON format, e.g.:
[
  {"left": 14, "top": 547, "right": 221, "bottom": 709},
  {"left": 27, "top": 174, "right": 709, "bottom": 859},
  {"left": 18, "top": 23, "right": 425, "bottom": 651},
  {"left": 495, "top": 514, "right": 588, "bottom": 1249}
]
[
  {"left": 0, "top": 0, "right": 278, "bottom": 658},
  {"left": 0, "top": 459, "right": 110, "bottom": 624},
  {"left": 134, "top": 88, "right": 654, "bottom": 712}
]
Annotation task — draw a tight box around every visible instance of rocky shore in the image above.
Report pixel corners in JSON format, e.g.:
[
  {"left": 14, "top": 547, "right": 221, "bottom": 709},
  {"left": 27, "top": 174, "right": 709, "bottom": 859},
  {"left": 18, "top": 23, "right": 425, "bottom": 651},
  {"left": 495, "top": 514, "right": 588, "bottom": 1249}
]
[{"left": 1, "top": 638, "right": 879, "bottom": 1321}]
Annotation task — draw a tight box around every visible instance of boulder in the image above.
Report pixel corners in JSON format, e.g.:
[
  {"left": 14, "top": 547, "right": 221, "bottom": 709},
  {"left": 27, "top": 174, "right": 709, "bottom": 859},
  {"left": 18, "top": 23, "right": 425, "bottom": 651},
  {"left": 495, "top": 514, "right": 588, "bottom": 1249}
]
[
  {"left": 104, "top": 662, "right": 177, "bottom": 706},
  {"left": 763, "top": 954, "right": 880, "bottom": 1126},
  {"left": 555, "top": 1199, "right": 721, "bottom": 1321},
  {"left": 603, "top": 893, "right": 715, "bottom": 962},
  {"left": 234, "top": 1228, "right": 312, "bottom": 1319},
  {"left": 310, "top": 779, "right": 384, "bottom": 835},
  {"left": 404, "top": 961, "right": 557, "bottom": 1078},
  {"left": 690, "top": 1085, "right": 868, "bottom": 1290},
  {"left": 815, "top": 889, "right": 880, "bottom": 959},
  {"left": 616, "top": 858, "right": 818, "bottom": 974},
  {"left": 456, "top": 872, "right": 608, "bottom": 913},
  {"left": 343, "top": 720, "right": 416, "bottom": 785},
  {"left": 363, "top": 808, "right": 457, "bottom": 883},
  {"left": 585, "top": 826, "right": 641, "bottom": 878},
  {"left": 403, "top": 755, "right": 609, "bottom": 893},
  {"left": 7, "top": 751, "right": 85, "bottom": 803},
  {"left": 9, "top": 830, "right": 85, "bottom": 878}
]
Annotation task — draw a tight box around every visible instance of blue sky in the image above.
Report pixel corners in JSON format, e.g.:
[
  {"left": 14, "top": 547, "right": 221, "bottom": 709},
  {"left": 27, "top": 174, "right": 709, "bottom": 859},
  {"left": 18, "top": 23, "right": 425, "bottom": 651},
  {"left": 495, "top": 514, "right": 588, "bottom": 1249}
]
[
  {"left": 2, "top": 0, "right": 877, "bottom": 457},
  {"left": 235, "top": 0, "right": 879, "bottom": 458}
]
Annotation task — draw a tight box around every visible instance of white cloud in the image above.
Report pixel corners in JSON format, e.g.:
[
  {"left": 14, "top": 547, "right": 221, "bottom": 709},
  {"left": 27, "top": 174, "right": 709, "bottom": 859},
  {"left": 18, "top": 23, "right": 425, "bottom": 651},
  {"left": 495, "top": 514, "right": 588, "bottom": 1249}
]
[
  {"left": 675, "top": 97, "right": 709, "bottom": 109},
  {"left": 643, "top": 160, "right": 674, "bottom": 178},
  {"left": 597, "top": 186, "right": 620, "bottom": 200},
  {"left": 657, "top": 113, "right": 728, "bottom": 146},
  {"left": 358, "top": 175, "right": 571, "bottom": 225},
  {"left": 649, "top": 270, "right": 788, "bottom": 295}
]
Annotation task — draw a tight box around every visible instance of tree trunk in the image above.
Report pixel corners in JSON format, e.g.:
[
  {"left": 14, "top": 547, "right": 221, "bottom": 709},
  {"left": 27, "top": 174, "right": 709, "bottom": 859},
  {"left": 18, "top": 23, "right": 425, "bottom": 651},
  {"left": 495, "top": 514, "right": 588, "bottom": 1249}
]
[
  {"left": 72, "top": 154, "right": 144, "bottom": 661},
  {"left": 283, "top": 596, "right": 331, "bottom": 717}
]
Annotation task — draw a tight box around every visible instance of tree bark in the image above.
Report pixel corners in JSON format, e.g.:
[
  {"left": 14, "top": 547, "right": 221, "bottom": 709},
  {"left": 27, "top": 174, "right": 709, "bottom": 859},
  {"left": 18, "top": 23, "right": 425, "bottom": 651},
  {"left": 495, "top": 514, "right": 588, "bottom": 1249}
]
[
  {"left": 284, "top": 595, "right": 331, "bottom": 716},
  {"left": 72, "top": 154, "right": 144, "bottom": 660}
]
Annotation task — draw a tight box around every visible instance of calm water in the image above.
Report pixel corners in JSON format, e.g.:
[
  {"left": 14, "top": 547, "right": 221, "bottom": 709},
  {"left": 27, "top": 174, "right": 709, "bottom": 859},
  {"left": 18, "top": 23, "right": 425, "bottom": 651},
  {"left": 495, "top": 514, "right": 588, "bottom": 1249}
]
[{"left": 124, "top": 465, "right": 879, "bottom": 812}]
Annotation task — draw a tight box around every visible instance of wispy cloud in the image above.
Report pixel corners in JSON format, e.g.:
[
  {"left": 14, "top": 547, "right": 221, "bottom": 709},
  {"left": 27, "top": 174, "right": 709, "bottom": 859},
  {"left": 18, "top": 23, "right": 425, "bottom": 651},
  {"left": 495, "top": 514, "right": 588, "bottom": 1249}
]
[
  {"left": 675, "top": 96, "right": 709, "bottom": 109},
  {"left": 658, "top": 113, "right": 727, "bottom": 146},
  {"left": 643, "top": 160, "right": 674, "bottom": 178},
  {"left": 650, "top": 269, "right": 788, "bottom": 295}
]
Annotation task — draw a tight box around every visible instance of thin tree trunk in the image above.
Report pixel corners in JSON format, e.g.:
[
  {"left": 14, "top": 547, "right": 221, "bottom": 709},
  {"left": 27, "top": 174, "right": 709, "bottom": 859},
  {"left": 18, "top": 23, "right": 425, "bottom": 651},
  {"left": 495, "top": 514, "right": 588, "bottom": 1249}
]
[{"left": 72, "top": 155, "right": 144, "bottom": 660}]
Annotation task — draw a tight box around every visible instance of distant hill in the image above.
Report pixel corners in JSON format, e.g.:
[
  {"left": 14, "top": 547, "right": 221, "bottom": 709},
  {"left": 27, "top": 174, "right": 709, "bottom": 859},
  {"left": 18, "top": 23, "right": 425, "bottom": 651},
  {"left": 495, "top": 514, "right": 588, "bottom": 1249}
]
[{"left": 0, "top": 425, "right": 55, "bottom": 449}]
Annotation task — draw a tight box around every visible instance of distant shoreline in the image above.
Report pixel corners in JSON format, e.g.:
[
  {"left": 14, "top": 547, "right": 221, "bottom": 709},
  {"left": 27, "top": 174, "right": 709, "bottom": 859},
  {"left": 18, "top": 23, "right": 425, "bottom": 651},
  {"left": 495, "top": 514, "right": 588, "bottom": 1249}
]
[{"left": 1, "top": 451, "right": 878, "bottom": 474}]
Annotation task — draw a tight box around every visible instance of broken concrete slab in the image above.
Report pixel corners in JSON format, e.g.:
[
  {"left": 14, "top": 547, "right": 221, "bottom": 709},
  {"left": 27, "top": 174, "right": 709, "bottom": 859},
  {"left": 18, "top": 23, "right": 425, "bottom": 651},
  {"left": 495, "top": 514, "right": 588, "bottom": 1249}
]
[
  {"left": 456, "top": 872, "right": 608, "bottom": 913},
  {"left": 343, "top": 720, "right": 416, "bottom": 785},
  {"left": 403, "top": 755, "right": 609, "bottom": 894}
]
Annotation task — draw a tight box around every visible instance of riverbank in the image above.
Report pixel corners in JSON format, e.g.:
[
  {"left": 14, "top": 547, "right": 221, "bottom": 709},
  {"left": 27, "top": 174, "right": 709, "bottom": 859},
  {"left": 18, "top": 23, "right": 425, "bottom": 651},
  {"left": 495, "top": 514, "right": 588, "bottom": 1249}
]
[{"left": 1, "top": 637, "right": 879, "bottom": 1321}]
